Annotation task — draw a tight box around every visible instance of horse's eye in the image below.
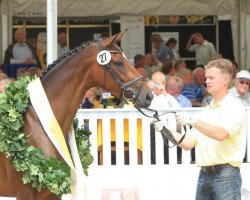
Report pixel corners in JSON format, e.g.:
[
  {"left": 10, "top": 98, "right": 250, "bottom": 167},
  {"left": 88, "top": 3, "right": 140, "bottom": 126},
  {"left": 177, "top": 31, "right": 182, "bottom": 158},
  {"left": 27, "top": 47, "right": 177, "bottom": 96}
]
[{"left": 113, "top": 61, "right": 123, "bottom": 67}]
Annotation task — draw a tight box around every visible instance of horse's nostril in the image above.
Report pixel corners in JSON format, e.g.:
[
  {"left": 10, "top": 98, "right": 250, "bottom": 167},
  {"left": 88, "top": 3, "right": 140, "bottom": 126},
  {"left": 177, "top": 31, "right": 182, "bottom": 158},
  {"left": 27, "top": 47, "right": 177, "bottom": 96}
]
[{"left": 146, "top": 92, "right": 153, "bottom": 101}]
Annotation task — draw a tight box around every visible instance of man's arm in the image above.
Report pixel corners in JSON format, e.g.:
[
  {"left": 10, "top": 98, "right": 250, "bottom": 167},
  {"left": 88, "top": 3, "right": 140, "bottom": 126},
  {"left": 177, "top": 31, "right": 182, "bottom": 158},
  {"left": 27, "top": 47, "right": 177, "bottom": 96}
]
[
  {"left": 209, "top": 43, "right": 217, "bottom": 59},
  {"left": 3, "top": 45, "right": 13, "bottom": 64},
  {"left": 154, "top": 121, "right": 196, "bottom": 150},
  {"left": 194, "top": 120, "right": 229, "bottom": 141},
  {"left": 186, "top": 34, "right": 195, "bottom": 51}
]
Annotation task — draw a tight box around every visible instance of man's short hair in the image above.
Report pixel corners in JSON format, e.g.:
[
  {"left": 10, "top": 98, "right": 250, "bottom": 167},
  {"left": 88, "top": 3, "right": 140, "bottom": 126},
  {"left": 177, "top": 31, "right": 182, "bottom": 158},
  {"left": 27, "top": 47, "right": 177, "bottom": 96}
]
[
  {"left": 166, "top": 37, "right": 177, "bottom": 46},
  {"left": 134, "top": 54, "right": 144, "bottom": 63}
]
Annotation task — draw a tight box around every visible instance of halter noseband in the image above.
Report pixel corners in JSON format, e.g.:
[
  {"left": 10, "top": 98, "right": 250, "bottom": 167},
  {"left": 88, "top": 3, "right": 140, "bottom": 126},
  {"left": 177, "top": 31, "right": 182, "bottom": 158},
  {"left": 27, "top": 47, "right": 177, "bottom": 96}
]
[{"left": 97, "top": 38, "right": 145, "bottom": 102}]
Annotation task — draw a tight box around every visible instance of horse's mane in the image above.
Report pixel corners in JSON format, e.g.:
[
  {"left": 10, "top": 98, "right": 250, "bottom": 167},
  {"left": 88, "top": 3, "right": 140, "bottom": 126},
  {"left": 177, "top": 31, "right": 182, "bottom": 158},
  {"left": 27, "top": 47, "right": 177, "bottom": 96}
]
[{"left": 40, "top": 40, "right": 95, "bottom": 79}]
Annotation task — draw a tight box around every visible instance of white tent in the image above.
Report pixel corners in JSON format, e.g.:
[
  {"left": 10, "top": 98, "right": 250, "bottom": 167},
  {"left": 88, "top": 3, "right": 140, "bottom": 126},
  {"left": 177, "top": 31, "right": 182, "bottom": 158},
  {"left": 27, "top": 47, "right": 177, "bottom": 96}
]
[{"left": 1, "top": 0, "right": 250, "bottom": 69}]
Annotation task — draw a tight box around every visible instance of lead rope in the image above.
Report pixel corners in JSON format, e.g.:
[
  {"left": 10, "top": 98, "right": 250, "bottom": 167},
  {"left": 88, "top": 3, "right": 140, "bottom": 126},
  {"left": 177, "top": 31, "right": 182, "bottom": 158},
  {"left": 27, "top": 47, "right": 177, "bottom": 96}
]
[{"left": 133, "top": 103, "right": 187, "bottom": 148}]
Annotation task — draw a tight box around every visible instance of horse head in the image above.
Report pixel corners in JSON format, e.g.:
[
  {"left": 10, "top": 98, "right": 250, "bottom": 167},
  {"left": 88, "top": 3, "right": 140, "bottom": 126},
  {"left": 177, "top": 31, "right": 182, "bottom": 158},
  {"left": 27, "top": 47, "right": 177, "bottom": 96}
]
[{"left": 93, "top": 30, "right": 153, "bottom": 108}]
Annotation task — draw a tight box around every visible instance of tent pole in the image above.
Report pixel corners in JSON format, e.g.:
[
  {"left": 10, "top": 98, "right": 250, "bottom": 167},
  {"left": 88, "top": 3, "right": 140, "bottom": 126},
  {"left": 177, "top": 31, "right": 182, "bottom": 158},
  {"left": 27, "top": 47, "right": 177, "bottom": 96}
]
[
  {"left": 239, "top": 0, "right": 247, "bottom": 69},
  {"left": 1, "top": 0, "right": 8, "bottom": 63},
  {"left": 47, "top": 0, "right": 58, "bottom": 65}
]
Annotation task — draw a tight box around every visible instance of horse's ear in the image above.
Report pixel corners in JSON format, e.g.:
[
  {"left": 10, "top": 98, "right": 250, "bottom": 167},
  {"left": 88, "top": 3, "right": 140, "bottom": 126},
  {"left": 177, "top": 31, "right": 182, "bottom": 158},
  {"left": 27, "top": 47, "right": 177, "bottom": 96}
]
[{"left": 103, "top": 29, "right": 128, "bottom": 48}]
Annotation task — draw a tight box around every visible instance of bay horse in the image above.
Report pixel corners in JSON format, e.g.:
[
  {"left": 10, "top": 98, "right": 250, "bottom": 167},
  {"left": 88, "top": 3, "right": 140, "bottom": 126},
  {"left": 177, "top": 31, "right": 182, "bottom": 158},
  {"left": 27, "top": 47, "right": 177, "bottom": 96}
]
[{"left": 0, "top": 30, "right": 153, "bottom": 200}]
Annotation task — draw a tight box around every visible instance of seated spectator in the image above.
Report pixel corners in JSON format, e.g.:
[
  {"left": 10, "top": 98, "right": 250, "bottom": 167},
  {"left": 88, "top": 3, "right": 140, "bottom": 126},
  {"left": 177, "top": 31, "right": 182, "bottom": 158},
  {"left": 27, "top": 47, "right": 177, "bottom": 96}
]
[
  {"left": 174, "top": 59, "right": 187, "bottom": 73},
  {"left": 229, "top": 60, "right": 239, "bottom": 88},
  {"left": 166, "top": 76, "right": 192, "bottom": 107},
  {"left": 0, "top": 72, "right": 8, "bottom": 80},
  {"left": 148, "top": 71, "right": 180, "bottom": 164},
  {"left": 81, "top": 87, "right": 96, "bottom": 109},
  {"left": 0, "top": 78, "right": 15, "bottom": 93},
  {"left": 229, "top": 70, "right": 250, "bottom": 106},
  {"left": 191, "top": 67, "right": 206, "bottom": 105},
  {"left": 29, "top": 67, "right": 43, "bottom": 77},
  {"left": 161, "top": 59, "right": 176, "bottom": 80},
  {"left": 176, "top": 68, "right": 199, "bottom": 106},
  {"left": 134, "top": 54, "right": 145, "bottom": 69},
  {"left": 16, "top": 67, "right": 30, "bottom": 78},
  {"left": 0, "top": 66, "right": 4, "bottom": 73},
  {"left": 57, "top": 32, "right": 71, "bottom": 58},
  {"left": 202, "top": 93, "right": 213, "bottom": 107},
  {"left": 3, "top": 28, "right": 41, "bottom": 66},
  {"left": 144, "top": 53, "right": 162, "bottom": 78},
  {"left": 136, "top": 67, "right": 149, "bottom": 80}
]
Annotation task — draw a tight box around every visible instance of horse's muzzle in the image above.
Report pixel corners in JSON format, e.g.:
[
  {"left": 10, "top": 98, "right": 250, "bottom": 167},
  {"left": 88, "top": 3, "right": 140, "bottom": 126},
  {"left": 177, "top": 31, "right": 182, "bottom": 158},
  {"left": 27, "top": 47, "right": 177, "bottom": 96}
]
[{"left": 143, "top": 91, "right": 153, "bottom": 107}]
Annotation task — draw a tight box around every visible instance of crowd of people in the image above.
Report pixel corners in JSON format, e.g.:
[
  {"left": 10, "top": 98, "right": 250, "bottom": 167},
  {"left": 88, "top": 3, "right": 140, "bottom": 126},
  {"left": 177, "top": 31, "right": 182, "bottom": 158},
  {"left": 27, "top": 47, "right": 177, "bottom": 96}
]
[{"left": 79, "top": 32, "right": 250, "bottom": 111}]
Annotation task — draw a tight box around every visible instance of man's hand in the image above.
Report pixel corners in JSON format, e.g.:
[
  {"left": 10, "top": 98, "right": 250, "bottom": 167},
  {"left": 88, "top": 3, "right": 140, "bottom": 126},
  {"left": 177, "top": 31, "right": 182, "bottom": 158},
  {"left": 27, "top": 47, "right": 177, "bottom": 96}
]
[
  {"left": 23, "top": 58, "right": 34, "bottom": 64},
  {"left": 154, "top": 120, "right": 164, "bottom": 132},
  {"left": 175, "top": 112, "right": 197, "bottom": 127}
]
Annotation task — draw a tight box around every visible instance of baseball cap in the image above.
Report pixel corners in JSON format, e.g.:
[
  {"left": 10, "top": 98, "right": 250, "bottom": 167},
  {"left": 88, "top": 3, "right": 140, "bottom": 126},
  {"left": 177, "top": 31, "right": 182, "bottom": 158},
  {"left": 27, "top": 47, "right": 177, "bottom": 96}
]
[{"left": 236, "top": 70, "right": 250, "bottom": 80}]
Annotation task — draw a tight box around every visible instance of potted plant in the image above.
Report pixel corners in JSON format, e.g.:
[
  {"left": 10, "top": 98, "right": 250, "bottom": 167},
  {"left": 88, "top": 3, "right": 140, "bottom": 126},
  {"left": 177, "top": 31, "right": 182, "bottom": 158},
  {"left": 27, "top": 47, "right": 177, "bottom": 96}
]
[{"left": 106, "top": 95, "right": 115, "bottom": 108}]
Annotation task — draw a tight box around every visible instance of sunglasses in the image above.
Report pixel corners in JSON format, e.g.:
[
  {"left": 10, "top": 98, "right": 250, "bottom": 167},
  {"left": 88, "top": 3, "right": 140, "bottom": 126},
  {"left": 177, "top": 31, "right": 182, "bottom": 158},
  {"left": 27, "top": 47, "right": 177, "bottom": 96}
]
[{"left": 239, "top": 80, "right": 250, "bottom": 85}]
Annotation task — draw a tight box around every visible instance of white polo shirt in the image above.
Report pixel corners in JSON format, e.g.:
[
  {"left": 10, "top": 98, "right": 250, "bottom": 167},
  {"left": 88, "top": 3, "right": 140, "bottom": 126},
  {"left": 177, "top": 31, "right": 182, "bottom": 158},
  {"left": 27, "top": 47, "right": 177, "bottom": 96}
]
[{"left": 12, "top": 43, "right": 33, "bottom": 63}]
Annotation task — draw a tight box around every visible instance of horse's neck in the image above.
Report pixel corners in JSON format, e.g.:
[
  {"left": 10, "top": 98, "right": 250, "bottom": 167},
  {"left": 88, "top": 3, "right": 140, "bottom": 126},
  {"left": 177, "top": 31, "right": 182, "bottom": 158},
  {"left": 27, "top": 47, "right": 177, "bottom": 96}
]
[{"left": 41, "top": 53, "right": 92, "bottom": 134}]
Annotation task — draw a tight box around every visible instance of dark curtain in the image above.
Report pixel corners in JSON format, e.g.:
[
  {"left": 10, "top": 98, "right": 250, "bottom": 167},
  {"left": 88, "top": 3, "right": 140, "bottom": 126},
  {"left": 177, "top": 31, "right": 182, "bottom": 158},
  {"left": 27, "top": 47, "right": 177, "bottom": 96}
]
[{"left": 218, "top": 20, "right": 234, "bottom": 60}]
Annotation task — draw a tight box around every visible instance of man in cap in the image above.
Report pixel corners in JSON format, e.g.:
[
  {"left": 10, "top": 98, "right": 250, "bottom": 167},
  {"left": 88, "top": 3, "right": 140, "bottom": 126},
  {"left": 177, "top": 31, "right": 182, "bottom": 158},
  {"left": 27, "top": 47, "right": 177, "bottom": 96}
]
[{"left": 229, "top": 70, "right": 250, "bottom": 106}]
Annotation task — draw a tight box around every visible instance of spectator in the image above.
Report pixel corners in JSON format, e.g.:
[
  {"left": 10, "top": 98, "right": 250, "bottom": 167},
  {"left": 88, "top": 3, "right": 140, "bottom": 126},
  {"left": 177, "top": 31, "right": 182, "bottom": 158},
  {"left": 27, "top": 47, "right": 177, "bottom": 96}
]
[
  {"left": 151, "top": 33, "right": 168, "bottom": 63},
  {"left": 0, "top": 72, "right": 8, "bottom": 80},
  {"left": 3, "top": 28, "right": 41, "bottom": 66},
  {"left": 29, "top": 67, "right": 43, "bottom": 77},
  {"left": 134, "top": 54, "right": 145, "bottom": 69},
  {"left": 57, "top": 32, "right": 71, "bottom": 58},
  {"left": 176, "top": 68, "right": 199, "bottom": 106},
  {"left": 16, "top": 67, "right": 30, "bottom": 78},
  {"left": 0, "top": 78, "right": 14, "bottom": 93},
  {"left": 165, "top": 37, "right": 178, "bottom": 59},
  {"left": 36, "top": 32, "right": 47, "bottom": 69},
  {"left": 201, "top": 93, "right": 213, "bottom": 107},
  {"left": 148, "top": 71, "right": 180, "bottom": 164},
  {"left": 81, "top": 87, "right": 96, "bottom": 109},
  {"left": 144, "top": 53, "right": 162, "bottom": 78},
  {"left": 166, "top": 76, "right": 192, "bottom": 107},
  {"left": 136, "top": 67, "right": 149, "bottom": 80},
  {"left": 229, "top": 59, "right": 239, "bottom": 88},
  {"left": 174, "top": 59, "right": 187, "bottom": 74},
  {"left": 186, "top": 32, "right": 216, "bottom": 66},
  {"left": 161, "top": 59, "right": 176, "bottom": 80},
  {"left": 229, "top": 70, "right": 250, "bottom": 106},
  {"left": 191, "top": 67, "right": 206, "bottom": 105},
  {"left": 26, "top": 37, "right": 37, "bottom": 50}
]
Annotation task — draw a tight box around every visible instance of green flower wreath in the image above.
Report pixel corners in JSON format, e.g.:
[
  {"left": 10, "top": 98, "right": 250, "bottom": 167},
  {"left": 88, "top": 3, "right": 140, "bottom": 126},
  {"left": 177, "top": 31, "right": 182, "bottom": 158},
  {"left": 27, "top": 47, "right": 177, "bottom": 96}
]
[{"left": 0, "top": 77, "right": 93, "bottom": 196}]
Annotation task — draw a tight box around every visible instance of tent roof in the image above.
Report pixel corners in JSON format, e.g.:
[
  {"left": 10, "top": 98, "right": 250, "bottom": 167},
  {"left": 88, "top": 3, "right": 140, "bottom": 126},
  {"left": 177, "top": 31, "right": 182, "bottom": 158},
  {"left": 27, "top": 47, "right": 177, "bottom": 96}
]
[{"left": 10, "top": 0, "right": 240, "bottom": 17}]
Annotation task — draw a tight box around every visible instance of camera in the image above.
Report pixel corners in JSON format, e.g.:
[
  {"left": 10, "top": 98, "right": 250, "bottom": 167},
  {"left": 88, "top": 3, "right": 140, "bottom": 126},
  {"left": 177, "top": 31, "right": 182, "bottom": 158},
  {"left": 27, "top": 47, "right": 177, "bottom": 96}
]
[{"left": 153, "top": 82, "right": 160, "bottom": 89}]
